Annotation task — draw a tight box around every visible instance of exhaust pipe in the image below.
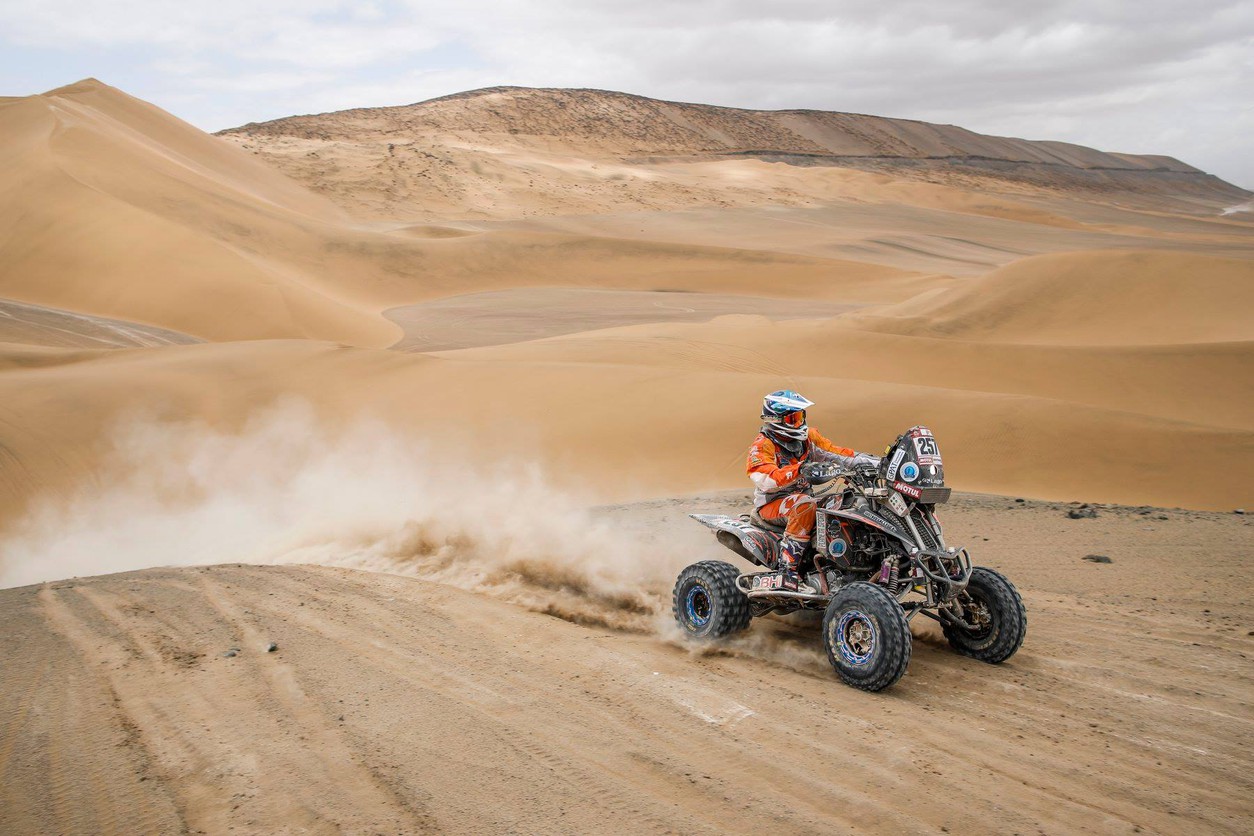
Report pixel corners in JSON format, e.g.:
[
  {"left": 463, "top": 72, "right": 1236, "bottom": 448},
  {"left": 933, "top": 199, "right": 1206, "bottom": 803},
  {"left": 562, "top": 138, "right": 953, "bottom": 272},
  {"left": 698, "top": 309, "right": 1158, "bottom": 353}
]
[
  {"left": 737, "top": 574, "right": 828, "bottom": 602},
  {"left": 746, "top": 588, "right": 828, "bottom": 602}
]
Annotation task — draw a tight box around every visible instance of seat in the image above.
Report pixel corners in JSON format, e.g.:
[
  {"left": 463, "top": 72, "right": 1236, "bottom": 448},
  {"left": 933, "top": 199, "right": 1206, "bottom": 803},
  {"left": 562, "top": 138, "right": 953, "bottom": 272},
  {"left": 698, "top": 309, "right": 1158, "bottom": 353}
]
[{"left": 750, "top": 508, "right": 786, "bottom": 531}]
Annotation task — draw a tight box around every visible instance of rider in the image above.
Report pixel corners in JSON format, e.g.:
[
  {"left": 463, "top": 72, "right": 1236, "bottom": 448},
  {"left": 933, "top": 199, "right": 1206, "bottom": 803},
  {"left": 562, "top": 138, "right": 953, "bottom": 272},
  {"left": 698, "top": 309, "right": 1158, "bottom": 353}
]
[{"left": 747, "top": 390, "right": 880, "bottom": 591}]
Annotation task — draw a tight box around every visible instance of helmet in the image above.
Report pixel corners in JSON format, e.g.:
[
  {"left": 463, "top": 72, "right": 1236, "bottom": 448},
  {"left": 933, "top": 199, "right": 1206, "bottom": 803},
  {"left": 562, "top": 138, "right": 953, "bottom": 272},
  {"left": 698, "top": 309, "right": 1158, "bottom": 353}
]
[{"left": 761, "top": 390, "right": 813, "bottom": 445}]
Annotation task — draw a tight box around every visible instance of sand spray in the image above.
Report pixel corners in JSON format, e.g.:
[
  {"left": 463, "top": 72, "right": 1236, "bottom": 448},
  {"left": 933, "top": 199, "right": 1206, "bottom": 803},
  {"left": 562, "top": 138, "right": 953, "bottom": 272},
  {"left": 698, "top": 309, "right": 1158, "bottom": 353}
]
[
  {"left": 0, "top": 399, "right": 825, "bottom": 664},
  {"left": 0, "top": 400, "right": 666, "bottom": 619}
]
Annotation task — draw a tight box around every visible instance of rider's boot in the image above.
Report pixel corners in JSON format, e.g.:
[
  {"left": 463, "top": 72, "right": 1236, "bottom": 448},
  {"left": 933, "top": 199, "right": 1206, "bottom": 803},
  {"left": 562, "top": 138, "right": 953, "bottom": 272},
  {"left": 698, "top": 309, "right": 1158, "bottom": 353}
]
[{"left": 778, "top": 536, "right": 818, "bottom": 594}]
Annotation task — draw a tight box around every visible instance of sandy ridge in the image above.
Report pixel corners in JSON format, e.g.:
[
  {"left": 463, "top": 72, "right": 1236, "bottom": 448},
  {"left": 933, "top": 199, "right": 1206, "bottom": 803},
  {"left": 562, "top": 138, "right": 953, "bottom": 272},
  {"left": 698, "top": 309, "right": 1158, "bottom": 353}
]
[{"left": 217, "top": 85, "right": 1248, "bottom": 222}]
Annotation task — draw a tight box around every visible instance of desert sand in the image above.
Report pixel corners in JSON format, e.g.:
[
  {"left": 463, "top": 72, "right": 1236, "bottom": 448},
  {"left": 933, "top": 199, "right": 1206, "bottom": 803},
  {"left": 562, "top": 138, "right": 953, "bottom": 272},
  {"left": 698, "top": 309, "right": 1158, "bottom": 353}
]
[
  {"left": 2, "top": 496, "right": 1250, "bottom": 834},
  {"left": 1, "top": 79, "right": 1252, "bottom": 834}
]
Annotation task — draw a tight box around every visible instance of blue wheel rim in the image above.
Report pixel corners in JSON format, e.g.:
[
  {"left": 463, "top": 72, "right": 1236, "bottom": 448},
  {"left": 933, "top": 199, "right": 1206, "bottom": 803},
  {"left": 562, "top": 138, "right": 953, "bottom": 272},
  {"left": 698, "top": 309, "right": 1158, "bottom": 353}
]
[
  {"left": 837, "top": 609, "right": 876, "bottom": 666},
  {"left": 685, "top": 584, "right": 712, "bottom": 628}
]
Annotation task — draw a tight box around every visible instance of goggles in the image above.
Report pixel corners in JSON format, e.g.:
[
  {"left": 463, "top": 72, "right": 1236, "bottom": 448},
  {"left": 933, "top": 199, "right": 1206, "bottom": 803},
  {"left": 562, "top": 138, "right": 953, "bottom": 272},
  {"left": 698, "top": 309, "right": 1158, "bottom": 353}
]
[{"left": 779, "top": 410, "right": 806, "bottom": 428}]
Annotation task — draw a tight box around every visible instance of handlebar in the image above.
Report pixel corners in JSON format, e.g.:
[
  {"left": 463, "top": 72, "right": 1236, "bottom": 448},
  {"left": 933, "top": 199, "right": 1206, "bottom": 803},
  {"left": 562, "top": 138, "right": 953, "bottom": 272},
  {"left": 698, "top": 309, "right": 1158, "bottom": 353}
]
[
  {"left": 799, "top": 461, "right": 841, "bottom": 485},
  {"left": 798, "top": 461, "right": 883, "bottom": 493}
]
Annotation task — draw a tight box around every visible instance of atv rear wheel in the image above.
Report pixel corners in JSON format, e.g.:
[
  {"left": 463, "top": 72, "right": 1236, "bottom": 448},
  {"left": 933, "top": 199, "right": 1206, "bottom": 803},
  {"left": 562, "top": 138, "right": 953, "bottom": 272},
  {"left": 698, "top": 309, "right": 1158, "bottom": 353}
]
[
  {"left": 822, "top": 582, "right": 912, "bottom": 692},
  {"left": 672, "top": 561, "right": 751, "bottom": 639},
  {"left": 944, "top": 567, "right": 1026, "bottom": 663}
]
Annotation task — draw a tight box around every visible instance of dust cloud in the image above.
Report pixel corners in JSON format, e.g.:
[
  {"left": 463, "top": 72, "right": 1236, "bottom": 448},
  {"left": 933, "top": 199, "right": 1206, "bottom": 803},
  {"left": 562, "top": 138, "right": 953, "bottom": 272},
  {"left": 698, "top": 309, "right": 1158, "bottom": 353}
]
[
  {"left": 0, "top": 400, "right": 676, "bottom": 628},
  {"left": 0, "top": 400, "right": 837, "bottom": 664}
]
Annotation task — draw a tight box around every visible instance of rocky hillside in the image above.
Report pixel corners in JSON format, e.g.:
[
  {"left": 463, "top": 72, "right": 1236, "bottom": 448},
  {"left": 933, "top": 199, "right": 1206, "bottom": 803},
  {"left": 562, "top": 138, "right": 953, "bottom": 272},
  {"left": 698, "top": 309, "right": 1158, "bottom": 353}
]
[{"left": 218, "top": 87, "right": 1247, "bottom": 220}]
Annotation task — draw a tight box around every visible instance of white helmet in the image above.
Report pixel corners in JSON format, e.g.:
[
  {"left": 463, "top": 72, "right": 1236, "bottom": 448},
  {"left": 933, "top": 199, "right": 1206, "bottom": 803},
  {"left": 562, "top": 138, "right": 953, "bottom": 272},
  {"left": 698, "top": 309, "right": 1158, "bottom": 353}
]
[{"left": 761, "top": 389, "right": 813, "bottom": 445}]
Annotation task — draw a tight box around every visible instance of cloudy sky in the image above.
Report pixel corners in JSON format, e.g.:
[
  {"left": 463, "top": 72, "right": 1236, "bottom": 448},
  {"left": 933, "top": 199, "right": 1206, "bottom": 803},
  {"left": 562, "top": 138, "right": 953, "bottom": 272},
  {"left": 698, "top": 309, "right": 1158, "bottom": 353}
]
[{"left": 3, "top": 0, "right": 1251, "bottom": 188}]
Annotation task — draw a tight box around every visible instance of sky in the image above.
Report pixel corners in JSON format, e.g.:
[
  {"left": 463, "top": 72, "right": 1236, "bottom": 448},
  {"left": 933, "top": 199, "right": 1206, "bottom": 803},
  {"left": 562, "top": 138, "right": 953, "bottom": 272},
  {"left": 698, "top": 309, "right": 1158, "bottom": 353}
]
[{"left": 2, "top": 0, "right": 1251, "bottom": 189}]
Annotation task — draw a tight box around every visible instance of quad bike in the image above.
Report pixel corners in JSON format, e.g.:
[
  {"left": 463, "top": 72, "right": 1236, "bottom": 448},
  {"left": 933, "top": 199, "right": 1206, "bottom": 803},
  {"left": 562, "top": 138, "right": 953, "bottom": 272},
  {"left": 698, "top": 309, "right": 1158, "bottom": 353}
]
[{"left": 673, "top": 426, "right": 1026, "bottom": 692}]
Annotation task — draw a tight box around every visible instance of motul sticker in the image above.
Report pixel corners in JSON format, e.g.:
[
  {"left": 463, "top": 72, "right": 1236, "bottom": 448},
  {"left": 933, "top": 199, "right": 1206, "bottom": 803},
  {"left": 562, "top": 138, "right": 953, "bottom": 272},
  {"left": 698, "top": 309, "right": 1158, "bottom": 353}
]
[{"left": 894, "top": 481, "right": 922, "bottom": 499}]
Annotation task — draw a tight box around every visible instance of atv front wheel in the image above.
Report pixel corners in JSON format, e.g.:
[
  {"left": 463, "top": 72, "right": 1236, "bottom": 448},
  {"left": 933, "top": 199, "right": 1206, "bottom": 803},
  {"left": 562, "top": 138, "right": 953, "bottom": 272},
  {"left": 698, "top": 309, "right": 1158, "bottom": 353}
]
[
  {"left": 672, "top": 561, "right": 751, "bottom": 639},
  {"left": 944, "top": 566, "right": 1026, "bottom": 663},
  {"left": 822, "top": 582, "right": 912, "bottom": 692}
]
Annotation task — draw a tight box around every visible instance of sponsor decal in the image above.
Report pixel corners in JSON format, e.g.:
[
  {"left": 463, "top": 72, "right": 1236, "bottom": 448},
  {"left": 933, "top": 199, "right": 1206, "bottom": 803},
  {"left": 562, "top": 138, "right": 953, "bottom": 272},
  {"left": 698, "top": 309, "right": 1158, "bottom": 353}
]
[
  {"left": 828, "top": 537, "right": 848, "bottom": 557},
  {"left": 894, "top": 481, "right": 922, "bottom": 499},
  {"left": 930, "top": 465, "right": 939, "bottom": 477},
  {"left": 885, "top": 448, "right": 906, "bottom": 481},
  {"left": 901, "top": 462, "right": 920, "bottom": 482},
  {"left": 751, "top": 573, "right": 798, "bottom": 591},
  {"left": 913, "top": 435, "right": 939, "bottom": 458}
]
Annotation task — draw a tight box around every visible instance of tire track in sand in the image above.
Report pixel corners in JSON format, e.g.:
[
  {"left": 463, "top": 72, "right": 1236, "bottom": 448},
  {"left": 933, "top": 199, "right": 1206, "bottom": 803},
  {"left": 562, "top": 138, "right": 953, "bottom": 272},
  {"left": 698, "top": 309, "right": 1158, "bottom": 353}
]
[
  {"left": 37, "top": 577, "right": 436, "bottom": 834},
  {"left": 0, "top": 585, "right": 185, "bottom": 836}
]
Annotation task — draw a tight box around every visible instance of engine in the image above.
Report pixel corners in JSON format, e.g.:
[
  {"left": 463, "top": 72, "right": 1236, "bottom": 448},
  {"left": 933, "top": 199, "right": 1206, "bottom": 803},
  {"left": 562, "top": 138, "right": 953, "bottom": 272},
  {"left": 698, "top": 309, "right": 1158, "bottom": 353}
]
[{"left": 850, "top": 529, "right": 896, "bottom": 567}]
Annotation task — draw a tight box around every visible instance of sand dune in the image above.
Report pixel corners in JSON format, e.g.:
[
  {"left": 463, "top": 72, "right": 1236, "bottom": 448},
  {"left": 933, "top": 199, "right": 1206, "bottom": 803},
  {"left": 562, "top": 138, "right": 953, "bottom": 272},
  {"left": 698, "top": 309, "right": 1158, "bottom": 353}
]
[
  {"left": 254, "top": 85, "right": 1194, "bottom": 169},
  {"left": 0, "top": 299, "right": 200, "bottom": 349},
  {"left": 0, "top": 81, "right": 393, "bottom": 344},
  {"left": 481, "top": 200, "right": 1254, "bottom": 276},
  {"left": 2, "top": 80, "right": 925, "bottom": 346},
  {"left": 423, "top": 248, "right": 1253, "bottom": 506},
  {"left": 385, "top": 288, "right": 863, "bottom": 351},
  {"left": 860, "top": 249, "right": 1254, "bottom": 345},
  {"left": 0, "top": 334, "right": 1247, "bottom": 533},
  {"left": 2, "top": 76, "right": 1254, "bottom": 835},
  {"left": 0, "top": 79, "right": 1250, "bottom": 516},
  {"left": 441, "top": 310, "right": 1253, "bottom": 431},
  {"left": 219, "top": 86, "right": 1248, "bottom": 222}
]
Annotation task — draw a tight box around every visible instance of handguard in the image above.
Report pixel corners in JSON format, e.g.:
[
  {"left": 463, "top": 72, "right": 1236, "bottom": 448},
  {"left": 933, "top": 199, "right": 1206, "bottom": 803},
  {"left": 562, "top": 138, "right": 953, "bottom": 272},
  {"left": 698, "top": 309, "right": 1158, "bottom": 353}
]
[{"left": 800, "top": 461, "right": 841, "bottom": 486}]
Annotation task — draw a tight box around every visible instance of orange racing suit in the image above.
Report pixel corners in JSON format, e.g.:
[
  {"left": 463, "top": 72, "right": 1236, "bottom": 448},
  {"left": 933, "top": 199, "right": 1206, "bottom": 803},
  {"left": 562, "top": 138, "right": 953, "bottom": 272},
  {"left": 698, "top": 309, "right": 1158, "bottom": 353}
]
[{"left": 746, "top": 428, "right": 859, "bottom": 542}]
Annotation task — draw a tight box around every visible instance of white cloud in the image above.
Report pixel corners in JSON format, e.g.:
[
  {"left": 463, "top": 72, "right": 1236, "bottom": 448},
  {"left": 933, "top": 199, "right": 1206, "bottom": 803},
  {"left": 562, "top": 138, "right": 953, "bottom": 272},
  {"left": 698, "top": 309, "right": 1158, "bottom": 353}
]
[
  {"left": 190, "top": 71, "right": 337, "bottom": 94},
  {"left": 1, "top": 0, "right": 1251, "bottom": 187}
]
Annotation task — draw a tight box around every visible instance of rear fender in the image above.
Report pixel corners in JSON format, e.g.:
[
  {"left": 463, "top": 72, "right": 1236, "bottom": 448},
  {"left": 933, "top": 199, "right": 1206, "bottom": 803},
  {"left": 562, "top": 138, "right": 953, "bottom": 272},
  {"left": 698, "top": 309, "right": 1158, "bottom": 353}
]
[{"left": 689, "top": 514, "right": 779, "bottom": 568}]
